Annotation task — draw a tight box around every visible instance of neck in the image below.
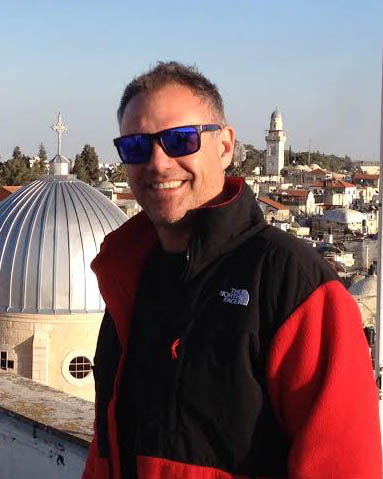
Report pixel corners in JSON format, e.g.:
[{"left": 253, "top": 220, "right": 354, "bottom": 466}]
[
  {"left": 156, "top": 220, "right": 193, "bottom": 253},
  {"left": 155, "top": 185, "right": 231, "bottom": 252}
]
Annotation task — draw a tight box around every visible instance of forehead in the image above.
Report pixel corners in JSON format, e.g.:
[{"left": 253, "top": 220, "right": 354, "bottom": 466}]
[{"left": 120, "top": 84, "right": 213, "bottom": 135}]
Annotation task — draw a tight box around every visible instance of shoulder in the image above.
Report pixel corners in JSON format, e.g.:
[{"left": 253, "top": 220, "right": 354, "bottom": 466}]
[
  {"left": 91, "top": 212, "right": 158, "bottom": 274},
  {"left": 252, "top": 225, "right": 336, "bottom": 287},
  {"left": 102, "top": 211, "right": 155, "bottom": 249},
  {"left": 241, "top": 226, "right": 338, "bottom": 325}
]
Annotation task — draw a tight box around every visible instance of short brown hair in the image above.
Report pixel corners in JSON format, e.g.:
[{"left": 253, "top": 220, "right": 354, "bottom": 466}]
[{"left": 117, "top": 61, "right": 226, "bottom": 124}]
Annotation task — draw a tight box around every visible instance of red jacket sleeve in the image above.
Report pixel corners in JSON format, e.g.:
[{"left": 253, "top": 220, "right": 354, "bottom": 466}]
[
  {"left": 266, "top": 280, "right": 382, "bottom": 478},
  {"left": 82, "top": 420, "right": 111, "bottom": 479}
]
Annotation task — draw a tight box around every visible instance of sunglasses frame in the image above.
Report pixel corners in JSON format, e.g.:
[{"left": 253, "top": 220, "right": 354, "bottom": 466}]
[{"left": 113, "top": 124, "right": 222, "bottom": 164}]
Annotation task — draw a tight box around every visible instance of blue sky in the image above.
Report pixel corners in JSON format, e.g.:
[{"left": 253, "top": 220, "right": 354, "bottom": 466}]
[{"left": 0, "top": 0, "right": 382, "bottom": 163}]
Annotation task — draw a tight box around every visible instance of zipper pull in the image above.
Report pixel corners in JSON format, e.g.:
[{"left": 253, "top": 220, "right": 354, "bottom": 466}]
[{"left": 171, "top": 338, "right": 180, "bottom": 360}]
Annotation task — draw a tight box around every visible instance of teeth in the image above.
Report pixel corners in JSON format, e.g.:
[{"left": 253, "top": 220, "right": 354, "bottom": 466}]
[{"left": 152, "top": 181, "right": 182, "bottom": 190}]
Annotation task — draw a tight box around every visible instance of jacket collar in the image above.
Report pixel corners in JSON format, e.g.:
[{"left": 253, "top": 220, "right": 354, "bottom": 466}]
[{"left": 184, "top": 177, "right": 266, "bottom": 281}]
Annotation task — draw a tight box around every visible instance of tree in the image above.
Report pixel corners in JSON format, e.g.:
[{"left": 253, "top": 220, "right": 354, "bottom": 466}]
[
  {"left": 38, "top": 142, "right": 48, "bottom": 163},
  {"left": 22, "top": 155, "right": 32, "bottom": 169},
  {"left": 0, "top": 146, "right": 32, "bottom": 185},
  {"left": 1, "top": 149, "right": 30, "bottom": 185},
  {"left": 12, "top": 146, "right": 23, "bottom": 162},
  {"left": 74, "top": 144, "right": 99, "bottom": 184},
  {"left": 73, "top": 154, "right": 88, "bottom": 182},
  {"left": 36, "top": 143, "right": 49, "bottom": 174},
  {"left": 29, "top": 159, "right": 48, "bottom": 182},
  {"left": 110, "top": 164, "right": 128, "bottom": 183}
]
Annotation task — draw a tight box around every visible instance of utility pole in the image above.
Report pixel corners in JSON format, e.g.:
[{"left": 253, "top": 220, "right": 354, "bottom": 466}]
[{"left": 375, "top": 54, "right": 383, "bottom": 438}]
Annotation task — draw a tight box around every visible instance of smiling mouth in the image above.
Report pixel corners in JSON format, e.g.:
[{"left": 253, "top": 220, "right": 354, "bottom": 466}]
[{"left": 151, "top": 180, "right": 184, "bottom": 190}]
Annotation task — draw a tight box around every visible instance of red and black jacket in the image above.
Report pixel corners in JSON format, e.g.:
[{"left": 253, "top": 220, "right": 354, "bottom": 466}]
[{"left": 83, "top": 177, "right": 382, "bottom": 479}]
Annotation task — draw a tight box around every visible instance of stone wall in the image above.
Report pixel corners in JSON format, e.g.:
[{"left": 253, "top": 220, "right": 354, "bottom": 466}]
[{"left": 0, "top": 370, "right": 93, "bottom": 478}]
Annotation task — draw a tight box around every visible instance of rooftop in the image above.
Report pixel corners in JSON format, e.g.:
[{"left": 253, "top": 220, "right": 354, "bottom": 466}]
[
  {"left": 0, "top": 369, "right": 93, "bottom": 446},
  {"left": 279, "top": 189, "right": 309, "bottom": 197},
  {"left": 117, "top": 191, "right": 136, "bottom": 200},
  {"left": 326, "top": 179, "right": 355, "bottom": 189},
  {"left": 0, "top": 186, "right": 23, "bottom": 193},
  {"left": 323, "top": 208, "right": 367, "bottom": 224},
  {"left": 308, "top": 168, "right": 328, "bottom": 175},
  {"left": 258, "top": 197, "right": 289, "bottom": 210},
  {"left": 353, "top": 173, "right": 380, "bottom": 180}
]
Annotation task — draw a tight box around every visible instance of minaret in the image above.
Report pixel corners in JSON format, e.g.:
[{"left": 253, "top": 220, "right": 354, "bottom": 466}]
[
  {"left": 265, "top": 108, "right": 287, "bottom": 176},
  {"left": 49, "top": 113, "right": 71, "bottom": 175}
]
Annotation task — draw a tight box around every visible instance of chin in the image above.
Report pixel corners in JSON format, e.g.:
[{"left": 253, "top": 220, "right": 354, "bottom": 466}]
[{"left": 150, "top": 210, "right": 191, "bottom": 228}]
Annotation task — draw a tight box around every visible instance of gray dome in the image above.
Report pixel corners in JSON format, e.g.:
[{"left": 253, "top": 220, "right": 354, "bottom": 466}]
[
  {"left": 96, "top": 180, "right": 116, "bottom": 191},
  {"left": 0, "top": 175, "right": 127, "bottom": 314},
  {"left": 323, "top": 208, "right": 367, "bottom": 224}
]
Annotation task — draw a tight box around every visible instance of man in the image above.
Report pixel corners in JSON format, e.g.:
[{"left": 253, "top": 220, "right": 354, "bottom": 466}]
[{"left": 83, "top": 62, "right": 382, "bottom": 479}]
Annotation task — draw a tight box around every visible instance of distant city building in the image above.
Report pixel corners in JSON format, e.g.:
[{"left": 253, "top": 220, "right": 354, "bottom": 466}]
[
  {"left": 232, "top": 140, "right": 246, "bottom": 167},
  {"left": 98, "top": 162, "right": 116, "bottom": 170},
  {"left": 98, "top": 162, "right": 117, "bottom": 181},
  {"left": 113, "top": 181, "right": 129, "bottom": 191},
  {"left": 244, "top": 176, "right": 259, "bottom": 195},
  {"left": 354, "top": 185, "right": 379, "bottom": 207},
  {"left": 281, "top": 164, "right": 311, "bottom": 185},
  {"left": 312, "top": 208, "right": 377, "bottom": 238},
  {"left": 352, "top": 172, "right": 379, "bottom": 189},
  {"left": 270, "top": 189, "right": 316, "bottom": 215},
  {"left": 28, "top": 155, "right": 49, "bottom": 169},
  {"left": 349, "top": 271, "right": 377, "bottom": 327},
  {"left": 96, "top": 180, "right": 142, "bottom": 217},
  {"left": 257, "top": 196, "right": 290, "bottom": 222},
  {"left": 95, "top": 179, "right": 117, "bottom": 199},
  {"left": 323, "top": 179, "right": 357, "bottom": 207},
  {"left": 353, "top": 160, "right": 380, "bottom": 175},
  {"left": 265, "top": 109, "right": 286, "bottom": 176},
  {"left": 303, "top": 168, "right": 332, "bottom": 184}
]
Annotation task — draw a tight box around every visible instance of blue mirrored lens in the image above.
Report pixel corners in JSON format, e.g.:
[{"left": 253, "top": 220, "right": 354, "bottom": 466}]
[
  {"left": 161, "top": 127, "right": 199, "bottom": 157},
  {"left": 118, "top": 135, "right": 152, "bottom": 164}
]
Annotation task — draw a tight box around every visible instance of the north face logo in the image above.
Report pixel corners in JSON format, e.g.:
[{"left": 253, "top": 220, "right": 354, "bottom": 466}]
[{"left": 219, "top": 288, "right": 249, "bottom": 306}]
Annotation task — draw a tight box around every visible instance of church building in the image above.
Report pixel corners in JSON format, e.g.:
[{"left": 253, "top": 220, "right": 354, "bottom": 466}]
[{"left": 0, "top": 114, "right": 126, "bottom": 401}]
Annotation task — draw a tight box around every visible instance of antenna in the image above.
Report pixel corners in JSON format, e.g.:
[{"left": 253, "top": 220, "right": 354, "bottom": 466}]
[{"left": 308, "top": 138, "right": 312, "bottom": 165}]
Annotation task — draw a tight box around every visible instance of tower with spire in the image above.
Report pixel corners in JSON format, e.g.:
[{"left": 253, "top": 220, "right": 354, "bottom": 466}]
[{"left": 265, "top": 108, "right": 287, "bottom": 176}]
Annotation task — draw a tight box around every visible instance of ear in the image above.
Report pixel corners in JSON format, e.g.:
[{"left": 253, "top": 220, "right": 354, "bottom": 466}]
[{"left": 218, "top": 125, "right": 235, "bottom": 170}]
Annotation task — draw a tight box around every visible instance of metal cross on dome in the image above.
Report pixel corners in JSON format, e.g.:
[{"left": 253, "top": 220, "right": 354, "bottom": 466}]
[{"left": 50, "top": 113, "right": 67, "bottom": 156}]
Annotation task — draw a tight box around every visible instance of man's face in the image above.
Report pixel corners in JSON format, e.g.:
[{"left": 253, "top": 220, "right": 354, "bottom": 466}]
[{"left": 119, "top": 84, "right": 234, "bottom": 228}]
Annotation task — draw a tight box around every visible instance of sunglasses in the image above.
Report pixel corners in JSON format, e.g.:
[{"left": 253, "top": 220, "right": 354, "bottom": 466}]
[{"left": 113, "top": 124, "right": 222, "bottom": 164}]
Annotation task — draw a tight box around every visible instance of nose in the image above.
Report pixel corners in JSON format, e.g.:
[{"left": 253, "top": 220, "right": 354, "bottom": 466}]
[{"left": 147, "top": 140, "right": 176, "bottom": 172}]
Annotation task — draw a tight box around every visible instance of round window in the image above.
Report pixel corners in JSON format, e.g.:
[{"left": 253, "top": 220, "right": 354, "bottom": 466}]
[
  {"left": 62, "top": 350, "right": 94, "bottom": 386},
  {"left": 69, "top": 356, "right": 92, "bottom": 379}
]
